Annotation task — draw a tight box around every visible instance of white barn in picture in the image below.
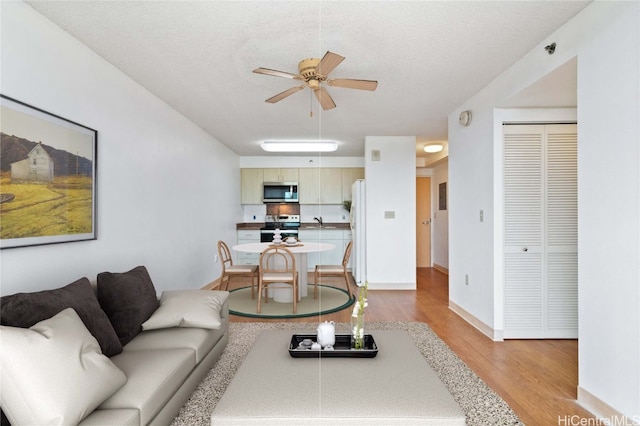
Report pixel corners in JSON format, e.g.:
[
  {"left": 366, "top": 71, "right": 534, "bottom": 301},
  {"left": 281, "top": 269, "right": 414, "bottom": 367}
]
[{"left": 10, "top": 142, "right": 54, "bottom": 183}]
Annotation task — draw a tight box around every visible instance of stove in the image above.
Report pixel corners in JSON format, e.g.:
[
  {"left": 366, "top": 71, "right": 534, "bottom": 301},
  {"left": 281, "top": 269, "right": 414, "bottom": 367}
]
[{"left": 260, "top": 215, "right": 300, "bottom": 242}]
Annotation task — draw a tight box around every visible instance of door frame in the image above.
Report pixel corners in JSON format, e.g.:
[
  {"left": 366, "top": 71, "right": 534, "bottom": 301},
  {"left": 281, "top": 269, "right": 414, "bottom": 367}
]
[{"left": 493, "top": 107, "right": 577, "bottom": 340}]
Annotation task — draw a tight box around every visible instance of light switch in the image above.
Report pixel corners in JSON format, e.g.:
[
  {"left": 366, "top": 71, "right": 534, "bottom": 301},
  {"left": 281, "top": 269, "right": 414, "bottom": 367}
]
[
  {"left": 480, "top": 210, "right": 484, "bottom": 222},
  {"left": 371, "top": 150, "right": 381, "bottom": 161},
  {"left": 384, "top": 211, "right": 395, "bottom": 219}
]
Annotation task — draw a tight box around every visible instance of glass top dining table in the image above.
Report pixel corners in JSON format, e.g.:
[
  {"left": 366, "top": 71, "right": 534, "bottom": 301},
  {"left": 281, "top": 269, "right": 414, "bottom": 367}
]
[{"left": 232, "top": 242, "right": 335, "bottom": 302}]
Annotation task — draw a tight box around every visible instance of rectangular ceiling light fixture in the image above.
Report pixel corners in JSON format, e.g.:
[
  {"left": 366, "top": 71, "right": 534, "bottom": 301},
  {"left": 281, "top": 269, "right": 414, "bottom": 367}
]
[{"left": 261, "top": 140, "right": 338, "bottom": 152}]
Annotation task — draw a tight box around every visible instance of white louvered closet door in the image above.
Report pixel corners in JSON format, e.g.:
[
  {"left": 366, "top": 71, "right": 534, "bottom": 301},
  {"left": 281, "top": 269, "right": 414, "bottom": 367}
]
[
  {"left": 504, "top": 125, "right": 545, "bottom": 336},
  {"left": 545, "top": 125, "right": 578, "bottom": 337},
  {"left": 503, "top": 124, "right": 577, "bottom": 338}
]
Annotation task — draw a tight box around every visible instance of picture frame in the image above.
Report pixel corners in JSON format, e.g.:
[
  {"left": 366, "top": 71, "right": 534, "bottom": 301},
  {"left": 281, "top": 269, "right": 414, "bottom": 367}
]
[{"left": 0, "top": 95, "right": 97, "bottom": 249}]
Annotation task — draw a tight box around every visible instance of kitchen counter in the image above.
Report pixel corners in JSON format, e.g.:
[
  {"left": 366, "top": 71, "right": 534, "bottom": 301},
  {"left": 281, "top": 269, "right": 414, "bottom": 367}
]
[
  {"left": 236, "top": 223, "right": 264, "bottom": 230},
  {"left": 235, "top": 222, "right": 350, "bottom": 230},
  {"left": 298, "top": 223, "right": 351, "bottom": 230}
]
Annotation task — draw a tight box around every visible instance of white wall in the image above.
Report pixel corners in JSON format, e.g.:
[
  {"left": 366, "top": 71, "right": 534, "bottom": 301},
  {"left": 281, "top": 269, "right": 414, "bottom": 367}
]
[
  {"left": 449, "top": 103, "right": 496, "bottom": 327},
  {"left": 364, "top": 136, "right": 416, "bottom": 289},
  {"left": 448, "top": 1, "right": 639, "bottom": 420},
  {"left": 432, "top": 161, "right": 449, "bottom": 270},
  {"left": 0, "top": 2, "right": 241, "bottom": 295},
  {"left": 575, "top": 2, "right": 639, "bottom": 419}
]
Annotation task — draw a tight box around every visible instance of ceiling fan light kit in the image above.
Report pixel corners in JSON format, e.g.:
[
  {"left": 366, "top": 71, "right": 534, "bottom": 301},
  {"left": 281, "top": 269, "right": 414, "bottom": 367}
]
[
  {"left": 254, "top": 51, "right": 378, "bottom": 111},
  {"left": 423, "top": 144, "right": 444, "bottom": 153},
  {"left": 261, "top": 140, "right": 338, "bottom": 153}
]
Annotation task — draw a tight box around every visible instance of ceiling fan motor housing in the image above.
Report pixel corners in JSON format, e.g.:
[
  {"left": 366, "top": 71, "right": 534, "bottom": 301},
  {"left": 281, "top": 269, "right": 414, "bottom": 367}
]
[{"left": 299, "top": 58, "right": 322, "bottom": 80}]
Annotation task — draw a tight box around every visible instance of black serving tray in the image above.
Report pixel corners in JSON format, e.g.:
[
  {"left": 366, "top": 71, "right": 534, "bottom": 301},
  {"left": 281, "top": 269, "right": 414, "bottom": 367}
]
[{"left": 288, "top": 334, "right": 378, "bottom": 358}]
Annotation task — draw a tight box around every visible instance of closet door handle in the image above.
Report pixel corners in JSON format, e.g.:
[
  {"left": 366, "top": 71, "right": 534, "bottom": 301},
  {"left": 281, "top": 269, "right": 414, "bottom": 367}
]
[{"left": 522, "top": 247, "right": 528, "bottom": 252}]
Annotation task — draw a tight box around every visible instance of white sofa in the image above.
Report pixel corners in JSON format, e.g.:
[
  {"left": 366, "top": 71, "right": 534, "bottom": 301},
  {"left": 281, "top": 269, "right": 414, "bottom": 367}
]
[
  {"left": 0, "top": 266, "right": 229, "bottom": 426},
  {"left": 80, "top": 297, "right": 229, "bottom": 425}
]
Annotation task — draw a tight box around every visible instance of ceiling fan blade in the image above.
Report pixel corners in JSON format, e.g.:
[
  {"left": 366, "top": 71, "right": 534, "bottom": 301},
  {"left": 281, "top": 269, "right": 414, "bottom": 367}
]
[
  {"left": 314, "top": 87, "right": 336, "bottom": 110},
  {"left": 316, "top": 51, "right": 345, "bottom": 77},
  {"left": 327, "top": 79, "right": 378, "bottom": 91},
  {"left": 265, "top": 85, "right": 306, "bottom": 104},
  {"left": 253, "top": 67, "right": 302, "bottom": 80}
]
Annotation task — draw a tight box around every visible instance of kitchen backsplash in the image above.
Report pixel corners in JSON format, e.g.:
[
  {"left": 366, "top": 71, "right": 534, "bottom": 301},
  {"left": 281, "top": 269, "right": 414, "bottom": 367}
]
[
  {"left": 242, "top": 204, "right": 350, "bottom": 223},
  {"left": 265, "top": 203, "right": 300, "bottom": 216}
]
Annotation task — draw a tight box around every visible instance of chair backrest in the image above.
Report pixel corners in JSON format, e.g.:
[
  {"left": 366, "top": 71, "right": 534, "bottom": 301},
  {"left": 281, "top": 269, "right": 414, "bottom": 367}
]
[
  {"left": 217, "top": 240, "right": 233, "bottom": 272},
  {"left": 342, "top": 240, "right": 354, "bottom": 267},
  {"left": 260, "top": 246, "right": 296, "bottom": 275}
]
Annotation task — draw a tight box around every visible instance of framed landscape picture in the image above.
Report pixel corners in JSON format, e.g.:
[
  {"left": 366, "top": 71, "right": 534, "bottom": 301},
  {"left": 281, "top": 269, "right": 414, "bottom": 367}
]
[{"left": 0, "top": 95, "right": 97, "bottom": 248}]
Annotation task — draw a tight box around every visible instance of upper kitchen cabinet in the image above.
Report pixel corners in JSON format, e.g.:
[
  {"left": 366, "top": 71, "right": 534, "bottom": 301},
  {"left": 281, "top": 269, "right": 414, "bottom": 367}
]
[
  {"left": 240, "top": 167, "right": 363, "bottom": 205},
  {"left": 241, "top": 168, "right": 264, "bottom": 204},
  {"left": 298, "top": 168, "right": 343, "bottom": 204},
  {"left": 341, "top": 168, "right": 364, "bottom": 202},
  {"left": 263, "top": 168, "right": 298, "bottom": 183}
]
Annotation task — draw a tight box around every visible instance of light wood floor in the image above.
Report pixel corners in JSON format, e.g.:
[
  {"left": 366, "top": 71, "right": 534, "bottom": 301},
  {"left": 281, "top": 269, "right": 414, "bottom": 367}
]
[{"left": 229, "top": 268, "right": 595, "bottom": 425}]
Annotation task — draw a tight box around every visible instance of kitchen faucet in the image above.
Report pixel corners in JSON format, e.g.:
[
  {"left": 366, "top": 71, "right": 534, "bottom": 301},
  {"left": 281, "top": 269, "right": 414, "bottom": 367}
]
[{"left": 313, "top": 216, "right": 323, "bottom": 226}]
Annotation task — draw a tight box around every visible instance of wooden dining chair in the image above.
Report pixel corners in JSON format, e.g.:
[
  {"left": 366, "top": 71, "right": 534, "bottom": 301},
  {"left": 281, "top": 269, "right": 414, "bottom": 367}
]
[
  {"left": 258, "top": 246, "right": 299, "bottom": 314},
  {"left": 217, "top": 240, "right": 258, "bottom": 298},
  {"left": 313, "top": 240, "right": 353, "bottom": 299}
]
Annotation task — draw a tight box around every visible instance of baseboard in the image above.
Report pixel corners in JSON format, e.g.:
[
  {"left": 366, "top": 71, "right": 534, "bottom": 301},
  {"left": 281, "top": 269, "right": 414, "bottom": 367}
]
[
  {"left": 433, "top": 263, "right": 449, "bottom": 275},
  {"left": 201, "top": 278, "right": 221, "bottom": 290},
  {"left": 577, "top": 386, "right": 634, "bottom": 424},
  {"left": 449, "top": 300, "right": 503, "bottom": 341}
]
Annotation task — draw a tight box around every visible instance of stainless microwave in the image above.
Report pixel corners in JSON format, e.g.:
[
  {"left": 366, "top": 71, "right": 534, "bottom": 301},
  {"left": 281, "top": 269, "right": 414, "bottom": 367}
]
[{"left": 263, "top": 182, "right": 299, "bottom": 203}]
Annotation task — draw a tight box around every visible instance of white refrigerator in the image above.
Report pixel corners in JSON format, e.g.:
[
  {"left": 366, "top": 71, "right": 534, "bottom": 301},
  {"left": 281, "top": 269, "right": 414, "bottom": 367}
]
[{"left": 350, "top": 179, "right": 366, "bottom": 284}]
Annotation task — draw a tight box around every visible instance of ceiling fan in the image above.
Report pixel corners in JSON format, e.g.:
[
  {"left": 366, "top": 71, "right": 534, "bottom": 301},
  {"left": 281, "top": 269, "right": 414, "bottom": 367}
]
[{"left": 253, "top": 51, "right": 378, "bottom": 110}]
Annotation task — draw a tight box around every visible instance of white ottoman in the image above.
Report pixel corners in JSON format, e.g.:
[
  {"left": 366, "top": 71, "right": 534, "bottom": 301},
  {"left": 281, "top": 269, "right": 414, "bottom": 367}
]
[{"left": 211, "top": 330, "right": 465, "bottom": 425}]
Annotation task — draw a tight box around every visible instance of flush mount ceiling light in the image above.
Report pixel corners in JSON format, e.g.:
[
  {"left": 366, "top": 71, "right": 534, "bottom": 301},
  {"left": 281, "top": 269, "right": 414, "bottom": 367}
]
[
  {"left": 261, "top": 140, "right": 338, "bottom": 152},
  {"left": 423, "top": 143, "right": 443, "bottom": 153}
]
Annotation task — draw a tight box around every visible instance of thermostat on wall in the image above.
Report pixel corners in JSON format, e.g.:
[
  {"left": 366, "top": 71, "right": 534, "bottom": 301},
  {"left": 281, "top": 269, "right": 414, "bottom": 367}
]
[{"left": 459, "top": 110, "right": 472, "bottom": 127}]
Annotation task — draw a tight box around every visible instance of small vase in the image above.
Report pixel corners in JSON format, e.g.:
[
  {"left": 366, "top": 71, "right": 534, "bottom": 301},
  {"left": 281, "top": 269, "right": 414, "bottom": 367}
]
[{"left": 351, "top": 311, "right": 365, "bottom": 349}]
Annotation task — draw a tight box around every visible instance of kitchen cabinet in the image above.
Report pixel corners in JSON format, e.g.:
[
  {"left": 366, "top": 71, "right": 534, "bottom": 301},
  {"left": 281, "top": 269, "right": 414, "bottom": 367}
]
[
  {"left": 240, "top": 169, "right": 264, "bottom": 204},
  {"left": 299, "top": 229, "right": 351, "bottom": 271},
  {"left": 298, "top": 168, "right": 342, "bottom": 204},
  {"left": 263, "top": 168, "right": 298, "bottom": 183},
  {"left": 236, "top": 230, "right": 260, "bottom": 265},
  {"left": 241, "top": 167, "right": 362, "bottom": 205},
  {"left": 341, "top": 168, "right": 364, "bottom": 202}
]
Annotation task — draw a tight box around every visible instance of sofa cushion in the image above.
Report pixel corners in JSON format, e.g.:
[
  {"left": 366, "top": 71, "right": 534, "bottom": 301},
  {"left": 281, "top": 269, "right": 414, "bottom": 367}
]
[
  {"left": 79, "top": 408, "right": 139, "bottom": 426},
  {"left": 124, "top": 326, "right": 225, "bottom": 364},
  {"left": 142, "top": 290, "right": 229, "bottom": 331},
  {"left": 101, "top": 348, "right": 195, "bottom": 425},
  {"left": 97, "top": 265, "right": 159, "bottom": 346},
  {"left": 0, "top": 277, "right": 123, "bottom": 357},
  {"left": 0, "top": 308, "right": 127, "bottom": 426}
]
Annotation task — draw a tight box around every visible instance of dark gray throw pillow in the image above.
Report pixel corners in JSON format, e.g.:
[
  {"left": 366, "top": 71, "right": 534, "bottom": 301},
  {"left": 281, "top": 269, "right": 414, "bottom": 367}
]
[
  {"left": 0, "top": 277, "right": 123, "bottom": 357},
  {"left": 97, "top": 265, "right": 159, "bottom": 346}
]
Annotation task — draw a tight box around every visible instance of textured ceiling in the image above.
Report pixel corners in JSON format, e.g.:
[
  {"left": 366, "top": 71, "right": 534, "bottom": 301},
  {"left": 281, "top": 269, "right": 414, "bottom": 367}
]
[{"left": 26, "top": 1, "right": 588, "bottom": 158}]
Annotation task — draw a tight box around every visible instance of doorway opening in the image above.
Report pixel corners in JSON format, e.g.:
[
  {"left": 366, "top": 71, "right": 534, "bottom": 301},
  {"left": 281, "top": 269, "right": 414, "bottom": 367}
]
[{"left": 416, "top": 177, "right": 431, "bottom": 268}]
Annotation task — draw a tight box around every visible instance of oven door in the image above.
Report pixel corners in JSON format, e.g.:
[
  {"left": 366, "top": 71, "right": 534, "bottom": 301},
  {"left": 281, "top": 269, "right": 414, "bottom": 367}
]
[{"left": 260, "top": 229, "right": 299, "bottom": 243}]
